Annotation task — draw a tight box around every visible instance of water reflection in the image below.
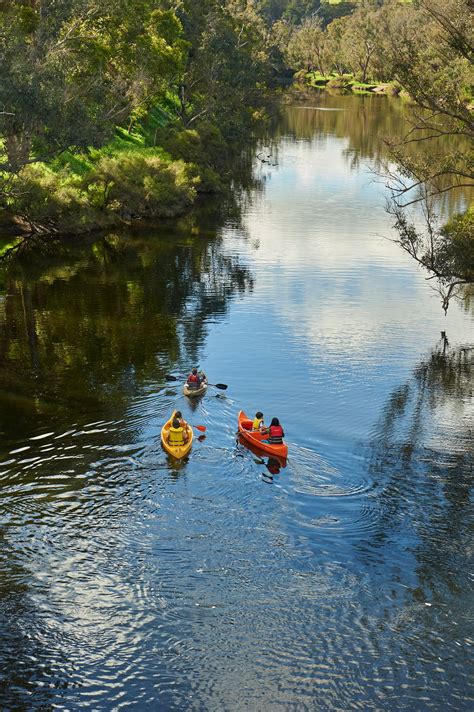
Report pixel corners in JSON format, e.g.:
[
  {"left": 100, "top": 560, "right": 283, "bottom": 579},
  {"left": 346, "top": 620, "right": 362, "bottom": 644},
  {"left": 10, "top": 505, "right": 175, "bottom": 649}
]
[
  {"left": 0, "top": 220, "right": 253, "bottom": 441},
  {"left": 266, "top": 94, "right": 473, "bottom": 214},
  {"left": 354, "top": 338, "right": 473, "bottom": 699},
  {"left": 237, "top": 434, "right": 287, "bottom": 480},
  {"left": 0, "top": 96, "right": 472, "bottom": 709},
  {"left": 366, "top": 336, "right": 472, "bottom": 598}
]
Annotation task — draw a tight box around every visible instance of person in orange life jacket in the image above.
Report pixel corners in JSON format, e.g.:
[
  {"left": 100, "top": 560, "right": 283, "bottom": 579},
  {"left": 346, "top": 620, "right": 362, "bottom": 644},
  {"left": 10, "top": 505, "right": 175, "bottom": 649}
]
[
  {"left": 186, "top": 367, "right": 202, "bottom": 390},
  {"left": 252, "top": 412, "right": 265, "bottom": 430},
  {"left": 263, "top": 417, "right": 284, "bottom": 444},
  {"left": 167, "top": 416, "right": 188, "bottom": 445}
]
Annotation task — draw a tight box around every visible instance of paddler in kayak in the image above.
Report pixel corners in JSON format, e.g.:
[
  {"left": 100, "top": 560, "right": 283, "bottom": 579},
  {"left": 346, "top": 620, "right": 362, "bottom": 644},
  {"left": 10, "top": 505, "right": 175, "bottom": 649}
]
[
  {"left": 167, "top": 416, "right": 189, "bottom": 446},
  {"left": 175, "top": 410, "right": 186, "bottom": 427},
  {"left": 263, "top": 417, "right": 285, "bottom": 444},
  {"left": 186, "top": 367, "right": 204, "bottom": 390}
]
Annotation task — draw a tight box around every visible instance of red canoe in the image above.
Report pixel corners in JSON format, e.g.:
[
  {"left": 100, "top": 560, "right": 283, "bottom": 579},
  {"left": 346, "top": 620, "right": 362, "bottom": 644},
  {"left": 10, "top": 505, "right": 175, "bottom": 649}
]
[{"left": 237, "top": 410, "right": 288, "bottom": 459}]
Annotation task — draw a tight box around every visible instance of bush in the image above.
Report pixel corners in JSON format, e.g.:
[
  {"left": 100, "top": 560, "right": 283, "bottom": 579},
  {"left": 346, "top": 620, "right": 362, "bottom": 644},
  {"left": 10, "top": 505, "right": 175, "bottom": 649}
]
[
  {"left": 160, "top": 122, "right": 226, "bottom": 190},
  {"left": 85, "top": 150, "right": 200, "bottom": 218},
  {"left": 326, "top": 74, "right": 353, "bottom": 90},
  {"left": 13, "top": 148, "right": 200, "bottom": 233},
  {"left": 11, "top": 164, "right": 93, "bottom": 232}
]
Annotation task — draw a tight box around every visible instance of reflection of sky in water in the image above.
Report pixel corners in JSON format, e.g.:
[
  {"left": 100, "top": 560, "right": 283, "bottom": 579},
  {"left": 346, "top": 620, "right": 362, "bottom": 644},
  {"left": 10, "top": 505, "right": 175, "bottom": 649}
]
[{"left": 204, "top": 131, "right": 472, "bottom": 445}]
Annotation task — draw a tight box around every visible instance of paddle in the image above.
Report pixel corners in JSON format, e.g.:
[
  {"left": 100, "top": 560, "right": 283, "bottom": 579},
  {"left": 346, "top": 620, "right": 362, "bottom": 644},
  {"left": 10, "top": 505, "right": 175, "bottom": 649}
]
[
  {"left": 164, "top": 374, "right": 228, "bottom": 390},
  {"left": 193, "top": 425, "right": 206, "bottom": 432}
]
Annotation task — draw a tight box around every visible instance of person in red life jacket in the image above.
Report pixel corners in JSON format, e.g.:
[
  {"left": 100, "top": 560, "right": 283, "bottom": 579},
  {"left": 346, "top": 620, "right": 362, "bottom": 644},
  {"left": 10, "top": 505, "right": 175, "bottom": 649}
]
[
  {"left": 264, "top": 417, "right": 285, "bottom": 444},
  {"left": 186, "top": 367, "right": 202, "bottom": 390}
]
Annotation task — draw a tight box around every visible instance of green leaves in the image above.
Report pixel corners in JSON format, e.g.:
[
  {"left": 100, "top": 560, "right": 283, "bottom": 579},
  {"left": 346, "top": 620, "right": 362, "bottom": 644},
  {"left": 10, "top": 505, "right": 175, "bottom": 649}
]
[{"left": 0, "top": 1, "right": 188, "bottom": 179}]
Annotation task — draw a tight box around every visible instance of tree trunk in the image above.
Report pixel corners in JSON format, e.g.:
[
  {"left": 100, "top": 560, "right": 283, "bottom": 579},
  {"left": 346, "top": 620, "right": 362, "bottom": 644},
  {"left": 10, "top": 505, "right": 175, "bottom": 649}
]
[{"left": 5, "top": 131, "right": 31, "bottom": 173}]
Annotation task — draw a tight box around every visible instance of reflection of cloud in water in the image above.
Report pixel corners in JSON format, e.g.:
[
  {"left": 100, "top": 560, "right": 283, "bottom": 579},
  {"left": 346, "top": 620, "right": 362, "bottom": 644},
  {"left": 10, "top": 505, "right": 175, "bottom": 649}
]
[{"left": 242, "top": 134, "right": 472, "bottom": 359}]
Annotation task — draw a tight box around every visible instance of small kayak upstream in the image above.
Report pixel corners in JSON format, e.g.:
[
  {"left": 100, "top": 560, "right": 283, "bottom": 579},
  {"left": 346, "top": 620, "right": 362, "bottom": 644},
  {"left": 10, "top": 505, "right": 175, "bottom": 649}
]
[{"left": 182, "top": 377, "right": 208, "bottom": 398}]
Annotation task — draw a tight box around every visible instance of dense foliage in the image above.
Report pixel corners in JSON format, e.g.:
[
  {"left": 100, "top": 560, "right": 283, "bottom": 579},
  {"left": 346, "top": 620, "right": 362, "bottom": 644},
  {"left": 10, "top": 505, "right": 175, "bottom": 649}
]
[{"left": 0, "top": 0, "right": 284, "bottom": 232}]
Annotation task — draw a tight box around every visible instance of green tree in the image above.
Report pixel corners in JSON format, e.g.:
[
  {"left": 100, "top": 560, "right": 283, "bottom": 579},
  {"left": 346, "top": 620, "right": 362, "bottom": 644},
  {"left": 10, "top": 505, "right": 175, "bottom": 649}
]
[
  {"left": 339, "top": 2, "right": 380, "bottom": 83},
  {"left": 0, "top": 1, "right": 186, "bottom": 179},
  {"left": 325, "top": 16, "right": 351, "bottom": 76},
  {"left": 286, "top": 16, "right": 329, "bottom": 74},
  {"left": 379, "top": 0, "right": 473, "bottom": 310},
  {"left": 174, "top": 0, "right": 271, "bottom": 135}
]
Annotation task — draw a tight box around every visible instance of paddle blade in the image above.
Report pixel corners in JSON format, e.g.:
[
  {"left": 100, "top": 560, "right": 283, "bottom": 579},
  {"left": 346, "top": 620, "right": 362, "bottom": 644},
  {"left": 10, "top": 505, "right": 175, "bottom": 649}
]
[
  {"left": 213, "top": 383, "right": 227, "bottom": 390},
  {"left": 165, "top": 374, "right": 178, "bottom": 382},
  {"left": 194, "top": 425, "right": 206, "bottom": 432}
]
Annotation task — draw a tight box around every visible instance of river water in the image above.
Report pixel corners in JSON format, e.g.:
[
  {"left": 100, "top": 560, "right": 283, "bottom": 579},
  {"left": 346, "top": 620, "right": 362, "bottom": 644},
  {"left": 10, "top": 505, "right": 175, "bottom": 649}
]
[{"left": 0, "top": 95, "right": 472, "bottom": 709}]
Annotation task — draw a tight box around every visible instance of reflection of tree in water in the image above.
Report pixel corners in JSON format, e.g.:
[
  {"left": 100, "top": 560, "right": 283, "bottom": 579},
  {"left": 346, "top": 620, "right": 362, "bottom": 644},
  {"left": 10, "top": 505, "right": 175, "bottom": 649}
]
[
  {"left": 0, "top": 213, "right": 254, "bottom": 438},
  {"left": 268, "top": 95, "right": 472, "bottom": 214},
  {"left": 367, "top": 336, "right": 472, "bottom": 607}
]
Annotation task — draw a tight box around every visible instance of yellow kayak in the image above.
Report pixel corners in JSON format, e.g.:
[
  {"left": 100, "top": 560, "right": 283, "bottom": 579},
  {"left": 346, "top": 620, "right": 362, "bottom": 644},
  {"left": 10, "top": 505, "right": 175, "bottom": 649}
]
[{"left": 161, "top": 411, "right": 193, "bottom": 459}]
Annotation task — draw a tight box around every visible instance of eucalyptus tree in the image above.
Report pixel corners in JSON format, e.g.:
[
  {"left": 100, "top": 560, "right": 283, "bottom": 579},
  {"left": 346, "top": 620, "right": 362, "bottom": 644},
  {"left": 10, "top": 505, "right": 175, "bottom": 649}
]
[
  {"left": 0, "top": 1, "right": 186, "bottom": 183},
  {"left": 339, "top": 1, "right": 380, "bottom": 82},
  {"left": 285, "top": 16, "right": 329, "bottom": 75},
  {"left": 378, "top": 0, "right": 474, "bottom": 311},
  {"left": 173, "top": 0, "right": 272, "bottom": 134}
]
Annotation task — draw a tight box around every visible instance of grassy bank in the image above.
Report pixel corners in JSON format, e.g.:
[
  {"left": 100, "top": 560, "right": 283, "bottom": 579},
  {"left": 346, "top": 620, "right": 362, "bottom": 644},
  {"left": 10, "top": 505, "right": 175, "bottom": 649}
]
[
  {"left": 2, "top": 105, "right": 237, "bottom": 238},
  {"left": 304, "top": 71, "right": 402, "bottom": 96}
]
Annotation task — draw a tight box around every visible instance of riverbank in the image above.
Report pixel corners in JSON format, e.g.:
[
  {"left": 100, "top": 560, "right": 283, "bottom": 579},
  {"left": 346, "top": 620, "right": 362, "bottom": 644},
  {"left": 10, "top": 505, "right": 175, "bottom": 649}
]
[
  {"left": 302, "top": 71, "right": 403, "bottom": 96},
  {"left": 0, "top": 109, "right": 256, "bottom": 247}
]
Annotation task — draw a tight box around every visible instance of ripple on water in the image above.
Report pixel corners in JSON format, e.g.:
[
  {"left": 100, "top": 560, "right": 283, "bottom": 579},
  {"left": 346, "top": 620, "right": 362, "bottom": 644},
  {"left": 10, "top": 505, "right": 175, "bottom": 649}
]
[{"left": 289, "top": 444, "right": 374, "bottom": 498}]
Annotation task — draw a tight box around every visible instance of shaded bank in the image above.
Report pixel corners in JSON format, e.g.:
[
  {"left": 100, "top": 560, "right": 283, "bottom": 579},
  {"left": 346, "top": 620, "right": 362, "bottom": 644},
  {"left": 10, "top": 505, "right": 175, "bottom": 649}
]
[{"left": 0, "top": 118, "right": 264, "bottom": 243}]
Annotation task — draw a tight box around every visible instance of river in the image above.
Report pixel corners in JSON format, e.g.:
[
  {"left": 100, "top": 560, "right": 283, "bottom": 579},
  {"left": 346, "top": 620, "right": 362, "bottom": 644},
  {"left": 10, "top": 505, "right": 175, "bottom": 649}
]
[{"left": 0, "top": 94, "right": 472, "bottom": 709}]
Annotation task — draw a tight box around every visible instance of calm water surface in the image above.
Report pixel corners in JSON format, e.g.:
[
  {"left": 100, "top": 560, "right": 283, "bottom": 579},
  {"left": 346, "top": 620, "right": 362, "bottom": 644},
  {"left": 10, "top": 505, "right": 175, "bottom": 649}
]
[{"left": 0, "top": 95, "right": 472, "bottom": 709}]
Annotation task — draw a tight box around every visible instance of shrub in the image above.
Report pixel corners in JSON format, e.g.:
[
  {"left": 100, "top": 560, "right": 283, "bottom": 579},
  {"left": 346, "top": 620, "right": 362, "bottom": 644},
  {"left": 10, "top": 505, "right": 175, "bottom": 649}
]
[
  {"left": 85, "top": 150, "right": 200, "bottom": 218},
  {"left": 13, "top": 148, "right": 200, "bottom": 233}
]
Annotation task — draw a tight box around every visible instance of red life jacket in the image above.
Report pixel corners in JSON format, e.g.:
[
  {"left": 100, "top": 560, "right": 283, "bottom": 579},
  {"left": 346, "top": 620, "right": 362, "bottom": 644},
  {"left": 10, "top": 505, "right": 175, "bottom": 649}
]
[
  {"left": 269, "top": 425, "right": 284, "bottom": 443},
  {"left": 187, "top": 373, "right": 199, "bottom": 384}
]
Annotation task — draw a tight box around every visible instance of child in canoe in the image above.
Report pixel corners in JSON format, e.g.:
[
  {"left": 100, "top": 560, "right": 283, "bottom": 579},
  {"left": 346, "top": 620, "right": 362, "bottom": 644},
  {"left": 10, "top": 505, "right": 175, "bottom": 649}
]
[
  {"left": 175, "top": 410, "right": 186, "bottom": 427},
  {"left": 252, "top": 412, "right": 265, "bottom": 430}
]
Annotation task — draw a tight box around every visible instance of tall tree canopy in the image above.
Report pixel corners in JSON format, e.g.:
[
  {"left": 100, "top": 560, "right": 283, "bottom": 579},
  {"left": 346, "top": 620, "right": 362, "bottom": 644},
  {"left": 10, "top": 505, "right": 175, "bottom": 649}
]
[{"left": 0, "top": 0, "right": 187, "bottom": 176}]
